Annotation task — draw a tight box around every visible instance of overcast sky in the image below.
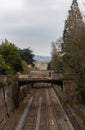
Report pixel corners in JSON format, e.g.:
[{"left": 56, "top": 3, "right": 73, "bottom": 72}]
[{"left": 0, "top": 0, "right": 84, "bottom": 56}]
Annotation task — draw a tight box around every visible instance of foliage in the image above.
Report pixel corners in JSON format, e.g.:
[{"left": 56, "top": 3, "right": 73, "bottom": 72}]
[
  {"left": 50, "top": 0, "right": 85, "bottom": 99},
  {"left": 62, "top": 0, "right": 85, "bottom": 74},
  {"left": 50, "top": 42, "right": 58, "bottom": 70},
  {"left": 50, "top": 38, "right": 64, "bottom": 72},
  {"left": 0, "top": 39, "right": 23, "bottom": 74},
  {"left": 0, "top": 54, "right": 13, "bottom": 75},
  {"left": 0, "top": 54, "right": 6, "bottom": 74},
  {"left": 19, "top": 48, "right": 35, "bottom": 67},
  {"left": 22, "top": 60, "right": 32, "bottom": 74},
  {"left": 62, "top": 0, "right": 85, "bottom": 100}
]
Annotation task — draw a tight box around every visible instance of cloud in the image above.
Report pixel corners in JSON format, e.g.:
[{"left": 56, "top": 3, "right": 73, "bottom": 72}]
[
  {"left": 0, "top": 0, "right": 83, "bottom": 56},
  {"left": 0, "top": 0, "right": 22, "bottom": 11}
]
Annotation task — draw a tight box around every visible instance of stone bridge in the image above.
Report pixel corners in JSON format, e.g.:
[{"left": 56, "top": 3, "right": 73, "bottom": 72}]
[
  {"left": 15, "top": 71, "right": 77, "bottom": 105},
  {"left": 18, "top": 71, "right": 64, "bottom": 87}
]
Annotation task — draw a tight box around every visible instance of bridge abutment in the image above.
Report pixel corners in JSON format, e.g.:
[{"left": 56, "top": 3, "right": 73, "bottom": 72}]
[
  {"left": 17, "top": 72, "right": 78, "bottom": 107},
  {"left": 63, "top": 79, "right": 77, "bottom": 106}
]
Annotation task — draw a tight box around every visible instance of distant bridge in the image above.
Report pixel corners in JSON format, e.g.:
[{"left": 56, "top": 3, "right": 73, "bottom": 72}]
[
  {"left": 17, "top": 71, "right": 76, "bottom": 88},
  {"left": 15, "top": 71, "right": 77, "bottom": 106},
  {"left": 18, "top": 71, "right": 64, "bottom": 87}
]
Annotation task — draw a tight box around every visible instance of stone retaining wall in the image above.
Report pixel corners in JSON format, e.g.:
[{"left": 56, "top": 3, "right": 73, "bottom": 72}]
[
  {"left": 0, "top": 87, "right": 6, "bottom": 124},
  {"left": 0, "top": 76, "right": 31, "bottom": 126}
]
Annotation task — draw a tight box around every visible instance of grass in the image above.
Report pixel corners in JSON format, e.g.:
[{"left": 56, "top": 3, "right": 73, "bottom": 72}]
[{"left": 54, "top": 85, "right": 63, "bottom": 96}]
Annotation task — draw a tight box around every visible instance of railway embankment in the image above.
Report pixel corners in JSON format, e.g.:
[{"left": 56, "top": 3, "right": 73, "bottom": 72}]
[
  {"left": 54, "top": 85, "right": 85, "bottom": 130},
  {"left": 0, "top": 75, "right": 31, "bottom": 129},
  {"left": 2, "top": 87, "right": 75, "bottom": 130}
]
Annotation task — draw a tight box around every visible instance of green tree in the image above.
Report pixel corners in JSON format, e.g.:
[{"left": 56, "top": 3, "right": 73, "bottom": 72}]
[
  {"left": 0, "top": 39, "right": 23, "bottom": 73},
  {"left": 19, "top": 48, "right": 35, "bottom": 67},
  {"left": 50, "top": 42, "right": 58, "bottom": 70},
  {"left": 0, "top": 55, "right": 6, "bottom": 74},
  {"left": 62, "top": 0, "right": 85, "bottom": 102},
  {"left": 22, "top": 60, "right": 32, "bottom": 74},
  {"left": 0, "top": 54, "right": 13, "bottom": 75},
  {"left": 62, "top": 0, "right": 85, "bottom": 74},
  {"left": 50, "top": 39, "right": 64, "bottom": 72}
]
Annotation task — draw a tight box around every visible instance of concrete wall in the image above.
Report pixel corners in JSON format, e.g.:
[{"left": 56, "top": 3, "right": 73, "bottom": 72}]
[
  {"left": 0, "top": 85, "right": 14, "bottom": 124},
  {"left": 0, "top": 76, "right": 31, "bottom": 125},
  {"left": 5, "top": 85, "right": 14, "bottom": 114},
  {"left": 0, "top": 87, "right": 6, "bottom": 123}
]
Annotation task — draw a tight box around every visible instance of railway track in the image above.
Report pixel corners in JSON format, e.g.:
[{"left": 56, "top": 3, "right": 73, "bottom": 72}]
[
  {"left": 22, "top": 90, "right": 41, "bottom": 130},
  {"left": 39, "top": 88, "right": 49, "bottom": 130},
  {"left": 15, "top": 87, "right": 74, "bottom": 130},
  {"left": 49, "top": 88, "right": 74, "bottom": 130},
  {"left": 45, "top": 88, "right": 58, "bottom": 130}
]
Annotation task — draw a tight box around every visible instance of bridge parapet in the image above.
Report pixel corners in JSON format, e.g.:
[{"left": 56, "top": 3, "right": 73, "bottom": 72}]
[
  {"left": 18, "top": 74, "right": 50, "bottom": 79},
  {"left": 18, "top": 74, "right": 64, "bottom": 81},
  {"left": 18, "top": 72, "right": 78, "bottom": 81},
  {"left": 52, "top": 73, "right": 64, "bottom": 80}
]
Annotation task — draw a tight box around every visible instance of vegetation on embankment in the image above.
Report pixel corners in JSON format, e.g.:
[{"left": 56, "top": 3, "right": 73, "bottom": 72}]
[
  {"left": 0, "top": 75, "right": 31, "bottom": 126},
  {"left": 48, "top": 0, "right": 85, "bottom": 104},
  {"left": 0, "top": 39, "right": 35, "bottom": 75},
  {"left": 54, "top": 85, "right": 85, "bottom": 128},
  {"left": 0, "top": 39, "right": 35, "bottom": 109}
]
